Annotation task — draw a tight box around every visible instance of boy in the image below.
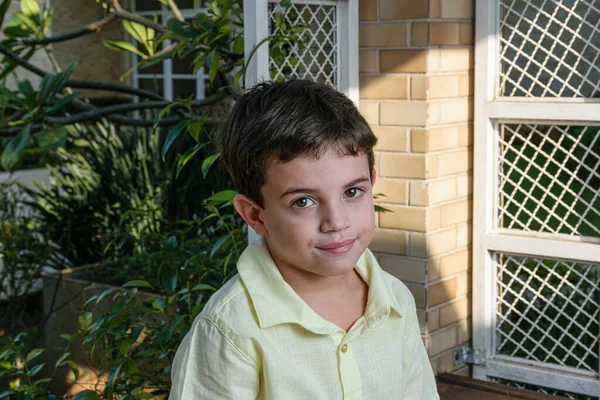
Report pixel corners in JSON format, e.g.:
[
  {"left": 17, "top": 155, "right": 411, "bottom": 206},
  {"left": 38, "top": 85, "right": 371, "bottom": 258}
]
[{"left": 170, "top": 80, "right": 439, "bottom": 399}]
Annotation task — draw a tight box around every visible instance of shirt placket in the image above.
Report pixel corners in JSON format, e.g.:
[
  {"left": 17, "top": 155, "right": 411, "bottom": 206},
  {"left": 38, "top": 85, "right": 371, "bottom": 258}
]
[{"left": 335, "top": 321, "right": 365, "bottom": 400}]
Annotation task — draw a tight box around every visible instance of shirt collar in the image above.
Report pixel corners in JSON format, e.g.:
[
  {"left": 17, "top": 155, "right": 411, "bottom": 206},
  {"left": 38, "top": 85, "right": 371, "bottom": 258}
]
[{"left": 237, "top": 238, "right": 403, "bottom": 334}]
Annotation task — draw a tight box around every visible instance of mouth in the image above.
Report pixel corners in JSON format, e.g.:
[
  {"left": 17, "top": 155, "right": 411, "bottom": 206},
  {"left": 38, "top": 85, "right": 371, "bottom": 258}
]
[{"left": 316, "top": 239, "right": 356, "bottom": 255}]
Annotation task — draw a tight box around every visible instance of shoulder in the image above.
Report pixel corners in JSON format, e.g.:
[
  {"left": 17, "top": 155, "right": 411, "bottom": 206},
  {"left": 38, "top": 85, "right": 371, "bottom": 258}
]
[
  {"left": 200, "top": 274, "right": 256, "bottom": 329},
  {"left": 189, "top": 275, "right": 258, "bottom": 362}
]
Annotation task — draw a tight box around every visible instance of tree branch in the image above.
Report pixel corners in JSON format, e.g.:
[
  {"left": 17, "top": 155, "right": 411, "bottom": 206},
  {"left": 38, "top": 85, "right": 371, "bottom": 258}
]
[
  {"left": 166, "top": 0, "right": 185, "bottom": 22},
  {"left": 66, "top": 80, "right": 164, "bottom": 101},
  {"left": 45, "top": 94, "right": 226, "bottom": 125},
  {"left": 21, "top": 14, "right": 118, "bottom": 46},
  {"left": 0, "top": 44, "right": 47, "bottom": 77},
  {"left": 0, "top": 44, "right": 172, "bottom": 105},
  {"left": 0, "top": 114, "right": 220, "bottom": 136}
]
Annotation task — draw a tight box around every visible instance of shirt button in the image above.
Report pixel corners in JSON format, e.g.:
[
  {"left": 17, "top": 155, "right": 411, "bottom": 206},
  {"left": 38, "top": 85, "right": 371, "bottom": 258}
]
[{"left": 341, "top": 344, "right": 348, "bottom": 353}]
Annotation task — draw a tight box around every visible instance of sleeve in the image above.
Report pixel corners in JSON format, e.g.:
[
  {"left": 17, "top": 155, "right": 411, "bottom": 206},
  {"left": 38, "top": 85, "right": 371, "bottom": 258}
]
[
  {"left": 169, "top": 316, "right": 260, "bottom": 400},
  {"left": 401, "top": 296, "right": 440, "bottom": 400}
]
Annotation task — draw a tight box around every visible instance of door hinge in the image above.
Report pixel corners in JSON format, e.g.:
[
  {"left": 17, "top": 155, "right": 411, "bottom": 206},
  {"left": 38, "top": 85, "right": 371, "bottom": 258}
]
[{"left": 453, "top": 348, "right": 484, "bottom": 366}]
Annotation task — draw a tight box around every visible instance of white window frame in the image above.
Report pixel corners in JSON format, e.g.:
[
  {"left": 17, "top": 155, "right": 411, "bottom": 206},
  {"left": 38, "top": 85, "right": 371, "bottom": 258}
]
[
  {"left": 472, "top": 0, "right": 600, "bottom": 396},
  {"left": 243, "top": 0, "right": 359, "bottom": 104},
  {"left": 130, "top": 1, "right": 209, "bottom": 101}
]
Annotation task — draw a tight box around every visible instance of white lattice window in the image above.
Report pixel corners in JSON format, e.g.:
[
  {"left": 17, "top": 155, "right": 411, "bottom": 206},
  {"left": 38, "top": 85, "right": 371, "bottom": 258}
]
[
  {"left": 243, "top": 0, "right": 358, "bottom": 103},
  {"left": 474, "top": 0, "right": 600, "bottom": 397},
  {"left": 130, "top": 0, "right": 209, "bottom": 101}
]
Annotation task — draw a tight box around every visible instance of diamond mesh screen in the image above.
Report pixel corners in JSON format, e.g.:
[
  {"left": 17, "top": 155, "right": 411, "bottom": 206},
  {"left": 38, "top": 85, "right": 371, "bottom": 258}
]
[
  {"left": 268, "top": 1, "right": 337, "bottom": 85},
  {"left": 498, "top": 124, "right": 600, "bottom": 238},
  {"left": 500, "top": 0, "right": 600, "bottom": 97},
  {"left": 493, "top": 378, "right": 599, "bottom": 400},
  {"left": 495, "top": 253, "right": 599, "bottom": 373}
]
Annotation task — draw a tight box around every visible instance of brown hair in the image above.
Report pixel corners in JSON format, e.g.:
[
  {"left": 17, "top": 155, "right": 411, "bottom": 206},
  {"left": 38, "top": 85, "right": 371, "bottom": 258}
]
[{"left": 219, "top": 79, "right": 377, "bottom": 208}]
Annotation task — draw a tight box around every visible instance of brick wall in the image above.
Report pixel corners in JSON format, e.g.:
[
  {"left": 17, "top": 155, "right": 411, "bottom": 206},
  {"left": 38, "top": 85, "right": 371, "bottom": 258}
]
[
  {"left": 51, "top": 0, "right": 127, "bottom": 95},
  {"left": 361, "top": 0, "right": 474, "bottom": 375}
]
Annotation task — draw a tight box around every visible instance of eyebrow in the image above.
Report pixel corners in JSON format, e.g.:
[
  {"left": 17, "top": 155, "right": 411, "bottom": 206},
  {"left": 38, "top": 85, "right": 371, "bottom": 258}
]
[{"left": 279, "top": 176, "right": 371, "bottom": 199}]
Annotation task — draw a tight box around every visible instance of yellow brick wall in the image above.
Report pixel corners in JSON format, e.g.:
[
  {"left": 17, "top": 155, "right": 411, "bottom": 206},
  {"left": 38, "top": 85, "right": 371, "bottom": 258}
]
[{"left": 361, "top": 0, "right": 474, "bottom": 376}]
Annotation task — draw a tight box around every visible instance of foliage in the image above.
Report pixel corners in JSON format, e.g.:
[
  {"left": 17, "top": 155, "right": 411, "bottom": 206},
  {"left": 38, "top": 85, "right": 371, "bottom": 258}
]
[
  {"left": 72, "top": 191, "right": 243, "bottom": 399},
  {"left": 0, "top": 181, "right": 53, "bottom": 331},
  {"left": 0, "top": 0, "right": 306, "bottom": 174},
  {"left": 0, "top": 329, "right": 68, "bottom": 399},
  {"left": 21, "top": 120, "right": 232, "bottom": 269}
]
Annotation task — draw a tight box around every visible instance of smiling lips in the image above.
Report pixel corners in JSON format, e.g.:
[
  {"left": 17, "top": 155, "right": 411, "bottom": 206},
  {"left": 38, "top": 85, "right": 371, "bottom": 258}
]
[{"left": 317, "top": 239, "right": 356, "bottom": 255}]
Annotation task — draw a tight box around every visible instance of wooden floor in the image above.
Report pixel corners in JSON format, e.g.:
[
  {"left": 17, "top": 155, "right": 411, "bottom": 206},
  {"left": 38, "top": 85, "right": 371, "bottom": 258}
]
[{"left": 437, "top": 374, "right": 564, "bottom": 400}]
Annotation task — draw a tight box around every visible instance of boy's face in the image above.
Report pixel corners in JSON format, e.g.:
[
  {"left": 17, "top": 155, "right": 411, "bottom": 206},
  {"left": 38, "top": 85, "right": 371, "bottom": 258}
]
[{"left": 236, "top": 147, "right": 376, "bottom": 278}]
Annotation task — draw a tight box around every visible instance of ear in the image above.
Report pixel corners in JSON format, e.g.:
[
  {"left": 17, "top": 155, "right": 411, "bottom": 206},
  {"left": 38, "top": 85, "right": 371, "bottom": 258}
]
[
  {"left": 371, "top": 169, "right": 377, "bottom": 188},
  {"left": 233, "top": 194, "right": 267, "bottom": 236}
]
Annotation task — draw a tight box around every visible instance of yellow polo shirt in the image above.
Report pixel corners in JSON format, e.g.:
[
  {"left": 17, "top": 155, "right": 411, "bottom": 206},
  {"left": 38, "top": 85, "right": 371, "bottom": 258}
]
[{"left": 170, "top": 238, "right": 439, "bottom": 399}]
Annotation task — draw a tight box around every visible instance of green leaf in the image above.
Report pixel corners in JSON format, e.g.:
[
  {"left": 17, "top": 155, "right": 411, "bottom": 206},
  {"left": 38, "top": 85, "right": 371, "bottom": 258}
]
[
  {"left": 60, "top": 333, "right": 75, "bottom": 342},
  {"left": 191, "top": 283, "right": 216, "bottom": 292},
  {"left": 176, "top": 143, "right": 206, "bottom": 178},
  {"left": 72, "top": 390, "right": 99, "bottom": 400},
  {"left": 0, "top": 391, "right": 15, "bottom": 399},
  {"left": 123, "top": 359, "right": 139, "bottom": 377},
  {"left": 232, "top": 35, "right": 244, "bottom": 54},
  {"left": 118, "top": 339, "right": 129, "bottom": 357},
  {"left": 154, "top": 102, "right": 178, "bottom": 128},
  {"left": 55, "top": 352, "right": 71, "bottom": 368},
  {"left": 37, "top": 125, "right": 68, "bottom": 150},
  {"left": 122, "top": 280, "right": 153, "bottom": 290},
  {"left": 162, "top": 268, "right": 178, "bottom": 294},
  {"left": 187, "top": 116, "right": 207, "bottom": 142},
  {"left": 20, "top": 0, "right": 40, "bottom": 18},
  {"left": 201, "top": 153, "right": 220, "bottom": 178},
  {"left": 129, "top": 326, "right": 144, "bottom": 345},
  {"left": 0, "top": 349, "right": 15, "bottom": 359},
  {"left": 64, "top": 360, "right": 80, "bottom": 381},
  {"left": 210, "top": 234, "right": 230, "bottom": 258},
  {"left": 0, "top": 1, "right": 13, "bottom": 32},
  {"left": 28, "top": 363, "right": 45, "bottom": 377},
  {"left": 17, "top": 79, "right": 34, "bottom": 99},
  {"left": 374, "top": 204, "right": 392, "bottom": 213},
  {"left": 3, "top": 25, "right": 30, "bottom": 37},
  {"left": 1, "top": 127, "right": 30, "bottom": 171},
  {"left": 96, "top": 288, "right": 117, "bottom": 304},
  {"left": 78, "top": 312, "right": 93, "bottom": 331},
  {"left": 26, "top": 348, "right": 44, "bottom": 363},
  {"left": 123, "top": 19, "right": 154, "bottom": 55},
  {"left": 209, "top": 50, "right": 219, "bottom": 82},
  {"left": 178, "top": 94, "right": 193, "bottom": 110},
  {"left": 161, "top": 120, "right": 187, "bottom": 160},
  {"left": 47, "top": 91, "right": 79, "bottom": 113},
  {"left": 209, "top": 190, "right": 237, "bottom": 204},
  {"left": 119, "top": 60, "right": 144, "bottom": 82},
  {"left": 104, "top": 39, "right": 147, "bottom": 59},
  {"left": 151, "top": 298, "right": 165, "bottom": 312}
]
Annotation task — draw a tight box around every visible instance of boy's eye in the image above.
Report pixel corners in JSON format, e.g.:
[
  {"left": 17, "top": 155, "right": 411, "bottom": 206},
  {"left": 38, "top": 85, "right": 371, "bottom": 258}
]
[
  {"left": 292, "top": 197, "right": 315, "bottom": 208},
  {"left": 344, "top": 188, "right": 364, "bottom": 198}
]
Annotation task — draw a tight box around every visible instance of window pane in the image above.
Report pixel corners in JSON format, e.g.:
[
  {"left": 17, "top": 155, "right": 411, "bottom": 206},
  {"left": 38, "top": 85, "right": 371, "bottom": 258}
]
[
  {"left": 134, "top": 0, "right": 162, "bottom": 12},
  {"left": 173, "top": 79, "right": 197, "bottom": 100},
  {"left": 138, "top": 78, "right": 164, "bottom": 96},
  {"left": 177, "top": 0, "right": 197, "bottom": 10},
  {"left": 136, "top": 42, "right": 163, "bottom": 74},
  {"left": 172, "top": 53, "right": 196, "bottom": 75}
]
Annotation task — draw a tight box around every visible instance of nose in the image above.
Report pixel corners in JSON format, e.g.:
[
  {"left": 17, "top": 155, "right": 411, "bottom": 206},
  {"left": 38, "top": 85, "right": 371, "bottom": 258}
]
[{"left": 320, "top": 202, "right": 351, "bottom": 233}]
